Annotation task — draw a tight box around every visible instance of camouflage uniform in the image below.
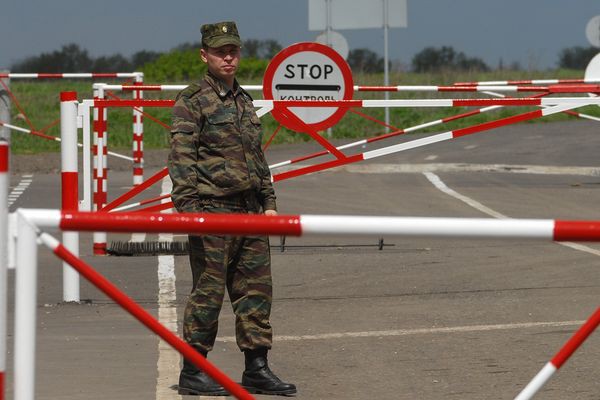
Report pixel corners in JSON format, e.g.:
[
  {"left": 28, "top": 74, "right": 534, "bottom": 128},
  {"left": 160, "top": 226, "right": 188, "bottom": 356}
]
[{"left": 168, "top": 70, "right": 276, "bottom": 353}]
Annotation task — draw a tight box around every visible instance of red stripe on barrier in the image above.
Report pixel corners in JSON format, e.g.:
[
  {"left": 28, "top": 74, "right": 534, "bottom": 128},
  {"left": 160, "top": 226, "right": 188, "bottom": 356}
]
[
  {"left": 133, "top": 167, "right": 143, "bottom": 175},
  {"left": 273, "top": 154, "right": 363, "bottom": 182},
  {"left": 452, "top": 110, "right": 543, "bottom": 138},
  {"left": 0, "top": 370, "right": 4, "bottom": 400},
  {"left": 0, "top": 143, "right": 8, "bottom": 173},
  {"left": 60, "top": 211, "right": 303, "bottom": 236},
  {"left": 553, "top": 221, "right": 600, "bottom": 241},
  {"left": 550, "top": 307, "right": 600, "bottom": 369},
  {"left": 94, "top": 99, "right": 174, "bottom": 108},
  {"left": 442, "top": 109, "right": 481, "bottom": 123},
  {"left": 61, "top": 172, "right": 79, "bottom": 211},
  {"left": 93, "top": 243, "right": 107, "bottom": 255},
  {"left": 51, "top": 242, "right": 254, "bottom": 400},
  {"left": 549, "top": 84, "right": 600, "bottom": 93},
  {"left": 91, "top": 73, "right": 119, "bottom": 78},
  {"left": 60, "top": 91, "right": 77, "bottom": 101}
]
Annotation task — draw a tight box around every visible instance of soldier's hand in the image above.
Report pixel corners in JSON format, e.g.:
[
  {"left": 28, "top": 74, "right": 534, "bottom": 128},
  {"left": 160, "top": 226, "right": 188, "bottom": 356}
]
[{"left": 264, "top": 209, "right": 278, "bottom": 216}]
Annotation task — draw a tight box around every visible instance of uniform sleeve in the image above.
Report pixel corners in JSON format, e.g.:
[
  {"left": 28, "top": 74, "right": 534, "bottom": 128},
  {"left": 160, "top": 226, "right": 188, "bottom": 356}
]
[{"left": 168, "top": 96, "right": 201, "bottom": 213}]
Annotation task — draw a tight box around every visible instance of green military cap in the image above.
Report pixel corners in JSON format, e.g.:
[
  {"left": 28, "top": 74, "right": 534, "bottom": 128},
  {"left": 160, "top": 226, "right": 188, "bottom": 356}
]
[{"left": 201, "top": 21, "right": 242, "bottom": 48}]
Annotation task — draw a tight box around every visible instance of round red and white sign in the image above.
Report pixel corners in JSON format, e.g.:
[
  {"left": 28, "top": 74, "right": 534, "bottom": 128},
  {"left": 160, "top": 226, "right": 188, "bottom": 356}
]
[{"left": 263, "top": 42, "right": 354, "bottom": 132}]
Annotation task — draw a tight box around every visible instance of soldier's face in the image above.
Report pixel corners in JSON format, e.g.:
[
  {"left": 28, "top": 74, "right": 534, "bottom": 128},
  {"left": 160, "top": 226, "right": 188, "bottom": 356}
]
[{"left": 201, "top": 45, "right": 241, "bottom": 84}]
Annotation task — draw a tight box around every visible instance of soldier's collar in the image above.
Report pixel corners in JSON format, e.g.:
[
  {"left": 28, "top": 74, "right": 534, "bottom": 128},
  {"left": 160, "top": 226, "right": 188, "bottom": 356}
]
[{"left": 205, "top": 71, "right": 241, "bottom": 99}]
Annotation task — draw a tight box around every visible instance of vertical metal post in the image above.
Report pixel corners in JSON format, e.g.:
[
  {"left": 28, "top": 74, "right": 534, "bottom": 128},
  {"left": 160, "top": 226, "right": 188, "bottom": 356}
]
[
  {"left": 14, "top": 211, "right": 38, "bottom": 400},
  {"left": 60, "top": 92, "right": 80, "bottom": 302},
  {"left": 383, "top": 0, "right": 390, "bottom": 133},
  {"left": 92, "top": 85, "right": 107, "bottom": 255},
  {"left": 0, "top": 139, "right": 8, "bottom": 400},
  {"left": 326, "top": 0, "right": 333, "bottom": 138},
  {"left": 132, "top": 73, "right": 144, "bottom": 186},
  {"left": 0, "top": 72, "right": 9, "bottom": 142}
]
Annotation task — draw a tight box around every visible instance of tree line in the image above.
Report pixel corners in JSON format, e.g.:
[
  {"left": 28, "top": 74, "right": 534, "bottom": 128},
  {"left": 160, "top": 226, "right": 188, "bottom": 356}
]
[{"left": 9, "top": 40, "right": 598, "bottom": 77}]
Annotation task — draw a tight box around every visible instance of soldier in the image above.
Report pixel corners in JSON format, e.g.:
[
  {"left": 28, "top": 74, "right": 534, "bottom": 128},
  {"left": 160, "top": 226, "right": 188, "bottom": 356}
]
[{"left": 168, "top": 21, "right": 296, "bottom": 396}]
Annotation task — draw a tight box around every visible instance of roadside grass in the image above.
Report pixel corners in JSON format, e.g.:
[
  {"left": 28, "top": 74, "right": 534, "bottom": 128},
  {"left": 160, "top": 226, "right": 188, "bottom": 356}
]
[{"left": 4, "top": 68, "right": 598, "bottom": 154}]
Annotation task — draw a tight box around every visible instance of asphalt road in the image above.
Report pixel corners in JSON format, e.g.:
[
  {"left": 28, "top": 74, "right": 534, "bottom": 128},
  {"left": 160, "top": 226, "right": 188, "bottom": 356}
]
[{"left": 3, "top": 119, "right": 600, "bottom": 399}]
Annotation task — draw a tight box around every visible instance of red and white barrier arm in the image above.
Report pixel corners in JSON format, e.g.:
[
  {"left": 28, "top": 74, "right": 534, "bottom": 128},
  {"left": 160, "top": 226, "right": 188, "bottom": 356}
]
[
  {"left": 353, "top": 84, "right": 600, "bottom": 93},
  {"left": 97, "top": 84, "right": 263, "bottom": 92},
  {"left": 454, "top": 78, "right": 600, "bottom": 86},
  {"left": 37, "top": 232, "right": 254, "bottom": 400},
  {"left": 0, "top": 121, "right": 133, "bottom": 161},
  {"left": 96, "top": 83, "right": 600, "bottom": 94},
  {"left": 89, "top": 97, "right": 600, "bottom": 111},
  {"left": 269, "top": 104, "right": 501, "bottom": 170},
  {"left": 514, "top": 307, "right": 600, "bottom": 400},
  {"left": 483, "top": 90, "right": 600, "bottom": 124},
  {"left": 0, "top": 73, "right": 142, "bottom": 79},
  {"left": 0, "top": 140, "right": 8, "bottom": 400},
  {"left": 272, "top": 103, "right": 576, "bottom": 182},
  {"left": 255, "top": 97, "right": 600, "bottom": 108},
  {"left": 19, "top": 209, "right": 600, "bottom": 241}
]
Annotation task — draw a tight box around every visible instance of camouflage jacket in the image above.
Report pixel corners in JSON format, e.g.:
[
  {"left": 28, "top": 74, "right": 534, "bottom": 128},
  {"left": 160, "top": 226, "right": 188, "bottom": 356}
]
[{"left": 168, "top": 72, "right": 276, "bottom": 213}]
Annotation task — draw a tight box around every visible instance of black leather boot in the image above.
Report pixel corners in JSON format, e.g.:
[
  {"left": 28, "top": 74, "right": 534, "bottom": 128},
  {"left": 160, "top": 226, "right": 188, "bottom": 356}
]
[
  {"left": 242, "top": 348, "right": 297, "bottom": 395},
  {"left": 178, "top": 352, "right": 229, "bottom": 396}
]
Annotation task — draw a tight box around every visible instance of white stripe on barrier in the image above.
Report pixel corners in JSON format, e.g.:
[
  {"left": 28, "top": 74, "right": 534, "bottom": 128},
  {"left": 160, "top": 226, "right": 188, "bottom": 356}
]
[
  {"left": 299, "top": 215, "right": 554, "bottom": 238},
  {"left": 514, "top": 362, "right": 557, "bottom": 400},
  {"left": 363, "top": 132, "right": 453, "bottom": 160}
]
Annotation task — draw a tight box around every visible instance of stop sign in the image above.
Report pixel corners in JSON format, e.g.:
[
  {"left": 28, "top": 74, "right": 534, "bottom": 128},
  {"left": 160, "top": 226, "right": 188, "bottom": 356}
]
[{"left": 263, "top": 42, "right": 354, "bottom": 132}]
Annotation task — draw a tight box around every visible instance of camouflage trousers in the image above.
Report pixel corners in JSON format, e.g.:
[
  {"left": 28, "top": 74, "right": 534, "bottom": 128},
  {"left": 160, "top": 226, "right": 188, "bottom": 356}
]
[{"left": 183, "top": 201, "right": 273, "bottom": 353}]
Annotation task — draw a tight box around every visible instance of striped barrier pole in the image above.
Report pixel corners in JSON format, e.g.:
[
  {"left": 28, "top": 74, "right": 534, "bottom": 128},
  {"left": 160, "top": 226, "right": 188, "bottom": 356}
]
[
  {"left": 92, "top": 85, "right": 108, "bottom": 255},
  {"left": 18, "top": 208, "right": 600, "bottom": 241},
  {"left": 37, "top": 232, "right": 254, "bottom": 400},
  {"left": 0, "top": 139, "right": 8, "bottom": 400},
  {"left": 95, "top": 82, "right": 600, "bottom": 94},
  {"left": 514, "top": 307, "right": 600, "bottom": 400},
  {"left": 454, "top": 78, "right": 600, "bottom": 86},
  {"left": 59, "top": 92, "right": 80, "bottom": 302},
  {"left": 132, "top": 76, "right": 144, "bottom": 186},
  {"left": 0, "top": 73, "right": 143, "bottom": 79}
]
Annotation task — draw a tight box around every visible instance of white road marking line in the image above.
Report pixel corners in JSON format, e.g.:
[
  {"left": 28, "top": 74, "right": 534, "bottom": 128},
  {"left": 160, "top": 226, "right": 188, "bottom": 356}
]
[
  {"left": 216, "top": 320, "right": 584, "bottom": 343},
  {"left": 423, "top": 172, "right": 600, "bottom": 257},
  {"left": 155, "top": 177, "right": 179, "bottom": 400},
  {"left": 343, "top": 163, "right": 600, "bottom": 176},
  {"left": 423, "top": 172, "right": 507, "bottom": 219},
  {"left": 8, "top": 174, "right": 33, "bottom": 207},
  {"left": 464, "top": 145, "right": 478, "bottom": 150},
  {"left": 424, "top": 155, "right": 438, "bottom": 161}
]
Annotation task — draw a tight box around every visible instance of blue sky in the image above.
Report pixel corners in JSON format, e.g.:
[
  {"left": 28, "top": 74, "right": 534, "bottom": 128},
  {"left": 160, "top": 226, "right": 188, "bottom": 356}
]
[{"left": 1, "top": 0, "right": 599, "bottom": 71}]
